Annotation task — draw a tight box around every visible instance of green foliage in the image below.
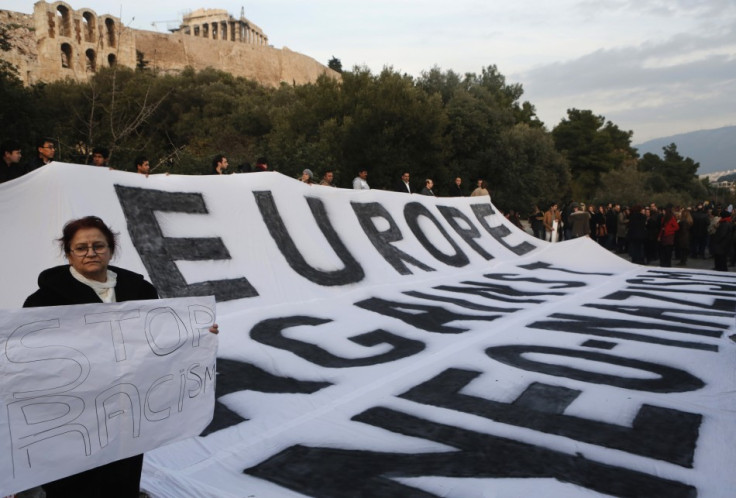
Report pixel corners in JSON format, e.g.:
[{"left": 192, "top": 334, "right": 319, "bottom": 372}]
[
  {"left": 492, "top": 124, "right": 570, "bottom": 213},
  {"left": 552, "top": 109, "right": 636, "bottom": 200},
  {"left": 327, "top": 57, "right": 342, "bottom": 73},
  {"left": 595, "top": 142, "right": 706, "bottom": 207},
  {"left": 0, "top": 61, "right": 706, "bottom": 211}
]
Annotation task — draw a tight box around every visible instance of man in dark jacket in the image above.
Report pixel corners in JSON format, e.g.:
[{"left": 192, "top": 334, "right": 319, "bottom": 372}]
[
  {"left": 26, "top": 137, "right": 56, "bottom": 171},
  {"left": 1, "top": 139, "right": 26, "bottom": 184},
  {"left": 711, "top": 210, "right": 733, "bottom": 271},
  {"left": 394, "top": 172, "right": 412, "bottom": 193},
  {"left": 690, "top": 204, "right": 709, "bottom": 258}
]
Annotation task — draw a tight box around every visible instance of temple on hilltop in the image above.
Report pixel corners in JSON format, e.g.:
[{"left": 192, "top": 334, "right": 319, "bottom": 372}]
[
  {"left": 174, "top": 8, "right": 268, "bottom": 46},
  {"left": 0, "top": 1, "right": 337, "bottom": 87}
]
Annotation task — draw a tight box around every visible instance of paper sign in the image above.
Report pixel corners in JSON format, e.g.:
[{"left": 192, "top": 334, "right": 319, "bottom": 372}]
[{"left": 0, "top": 296, "right": 217, "bottom": 495}]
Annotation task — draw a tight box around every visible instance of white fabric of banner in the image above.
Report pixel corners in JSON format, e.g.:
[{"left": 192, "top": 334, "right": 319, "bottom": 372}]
[{"left": 1, "top": 163, "right": 735, "bottom": 497}]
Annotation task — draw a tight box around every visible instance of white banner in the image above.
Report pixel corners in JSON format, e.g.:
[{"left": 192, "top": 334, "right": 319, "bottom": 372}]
[
  {"left": 0, "top": 296, "right": 217, "bottom": 495},
  {"left": 1, "top": 164, "right": 735, "bottom": 497}
]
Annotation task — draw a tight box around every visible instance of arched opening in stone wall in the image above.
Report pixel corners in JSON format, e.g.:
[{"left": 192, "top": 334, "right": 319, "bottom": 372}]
[
  {"left": 212, "top": 23, "right": 218, "bottom": 40},
  {"left": 202, "top": 24, "right": 209, "bottom": 38},
  {"left": 60, "top": 43, "right": 72, "bottom": 68},
  {"left": 108, "top": 53, "right": 116, "bottom": 66},
  {"left": 105, "top": 18, "right": 116, "bottom": 47},
  {"left": 85, "top": 49, "right": 96, "bottom": 72},
  {"left": 82, "top": 12, "right": 96, "bottom": 43},
  {"left": 56, "top": 5, "right": 71, "bottom": 38},
  {"left": 193, "top": 25, "right": 200, "bottom": 36}
]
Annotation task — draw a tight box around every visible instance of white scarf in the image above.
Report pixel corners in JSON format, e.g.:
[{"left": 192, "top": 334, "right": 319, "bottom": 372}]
[{"left": 69, "top": 266, "right": 118, "bottom": 303}]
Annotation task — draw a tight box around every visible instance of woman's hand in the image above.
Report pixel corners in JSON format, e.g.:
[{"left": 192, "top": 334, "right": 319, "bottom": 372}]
[{"left": 209, "top": 323, "right": 219, "bottom": 335}]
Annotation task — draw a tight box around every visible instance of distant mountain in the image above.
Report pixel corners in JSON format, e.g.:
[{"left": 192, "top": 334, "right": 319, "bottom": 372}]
[{"left": 634, "top": 126, "right": 736, "bottom": 175}]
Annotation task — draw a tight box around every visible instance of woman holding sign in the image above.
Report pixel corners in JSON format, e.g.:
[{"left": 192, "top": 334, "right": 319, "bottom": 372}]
[{"left": 23, "top": 216, "right": 218, "bottom": 498}]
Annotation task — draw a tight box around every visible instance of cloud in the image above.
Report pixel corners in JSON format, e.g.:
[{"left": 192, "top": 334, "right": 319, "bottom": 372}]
[{"left": 516, "top": 23, "right": 736, "bottom": 140}]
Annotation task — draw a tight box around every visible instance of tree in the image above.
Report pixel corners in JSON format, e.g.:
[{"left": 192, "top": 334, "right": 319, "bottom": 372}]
[
  {"left": 327, "top": 57, "right": 342, "bottom": 73},
  {"left": 552, "top": 109, "right": 636, "bottom": 200},
  {"left": 661, "top": 143, "right": 699, "bottom": 191},
  {"left": 493, "top": 124, "right": 570, "bottom": 213}
]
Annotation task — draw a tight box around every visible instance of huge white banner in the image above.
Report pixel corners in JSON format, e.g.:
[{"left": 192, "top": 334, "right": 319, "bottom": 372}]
[
  {"left": 1, "top": 163, "right": 735, "bottom": 497},
  {"left": 0, "top": 296, "right": 217, "bottom": 495}
]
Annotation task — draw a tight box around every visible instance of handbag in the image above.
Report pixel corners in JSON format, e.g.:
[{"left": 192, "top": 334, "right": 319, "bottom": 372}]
[{"left": 596, "top": 225, "right": 607, "bottom": 237}]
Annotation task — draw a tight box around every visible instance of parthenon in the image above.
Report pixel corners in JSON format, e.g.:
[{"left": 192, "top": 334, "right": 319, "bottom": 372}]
[
  {"left": 175, "top": 8, "right": 268, "bottom": 46},
  {"left": 0, "top": 2, "right": 337, "bottom": 87}
]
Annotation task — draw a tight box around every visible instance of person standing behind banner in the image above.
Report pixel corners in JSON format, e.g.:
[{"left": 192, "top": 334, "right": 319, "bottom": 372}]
[
  {"left": 353, "top": 168, "right": 370, "bottom": 190},
  {"left": 135, "top": 156, "right": 150, "bottom": 176},
  {"left": 529, "top": 205, "right": 545, "bottom": 240},
  {"left": 543, "top": 202, "right": 562, "bottom": 242},
  {"left": 420, "top": 178, "right": 436, "bottom": 196},
  {"left": 627, "top": 205, "right": 647, "bottom": 264},
  {"left": 449, "top": 177, "right": 464, "bottom": 197},
  {"left": 211, "top": 154, "right": 228, "bottom": 175},
  {"left": 711, "top": 210, "right": 733, "bottom": 271},
  {"left": 470, "top": 180, "right": 489, "bottom": 197},
  {"left": 23, "top": 216, "right": 218, "bottom": 498},
  {"left": 676, "top": 207, "right": 693, "bottom": 266},
  {"left": 658, "top": 204, "right": 679, "bottom": 267},
  {"left": 26, "top": 137, "right": 56, "bottom": 171},
  {"left": 1, "top": 139, "right": 26, "bottom": 184},
  {"left": 319, "top": 169, "right": 336, "bottom": 187},
  {"left": 91, "top": 147, "right": 110, "bottom": 168},
  {"left": 394, "top": 172, "right": 412, "bottom": 193}
]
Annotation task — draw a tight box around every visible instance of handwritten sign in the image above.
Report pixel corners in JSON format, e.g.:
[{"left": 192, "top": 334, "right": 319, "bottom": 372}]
[{"left": 0, "top": 296, "right": 217, "bottom": 495}]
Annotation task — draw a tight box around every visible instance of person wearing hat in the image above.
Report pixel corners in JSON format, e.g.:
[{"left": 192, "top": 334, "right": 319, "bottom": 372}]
[{"left": 300, "top": 168, "right": 315, "bottom": 185}]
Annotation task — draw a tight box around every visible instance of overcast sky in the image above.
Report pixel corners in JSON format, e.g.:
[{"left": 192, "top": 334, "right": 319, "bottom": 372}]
[{"left": 6, "top": 0, "right": 736, "bottom": 142}]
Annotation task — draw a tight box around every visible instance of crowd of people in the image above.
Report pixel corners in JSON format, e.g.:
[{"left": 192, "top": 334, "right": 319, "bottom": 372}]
[
  {"left": 530, "top": 201, "right": 736, "bottom": 271},
  {"left": 1, "top": 139, "right": 157, "bottom": 181},
  {"left": 7, "top": 138, "right": 733, "bottom": 272}
]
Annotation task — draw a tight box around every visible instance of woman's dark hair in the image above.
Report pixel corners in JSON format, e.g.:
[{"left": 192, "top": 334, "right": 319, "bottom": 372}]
[{"left": 58, "top": 216, "right": 118, "bottom": 256}]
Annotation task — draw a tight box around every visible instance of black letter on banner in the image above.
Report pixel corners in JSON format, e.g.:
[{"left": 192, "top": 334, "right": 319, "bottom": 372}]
[
  {"left": 351, "top": 201, "right": 434, "bottom": 275},
  {"left": 114, "top": 186, "right": 257, "bottom": 301},
  {"left": 250, "top": 316, "right": 424, "bottom": 367},
  {"left": 355, "top": 297, "right": 502, "bottom": 333},
  {"left": 585, "top": 303, "right": 729, "bottom": 331},
  {"left": 200, "top": 358, "right": 330, "bottom": 436},
  {"left": 253, "top": 192, "right": 365, "bottom": 286},
  {"left": 400, "top": 368, "right": 701, "bottom": 467},
  {"left": 484, "top": 272, "right": 585, "bottom": 289},
  {"left": 530, "top": 313, "right": 719, "bottom": 351},
  {"left": 486, "top": 345, "right": 704, "bottom": 393},
  {"left": 603, "top": 289, "right": 736, "bottom": 314},
  {"left": 403, "top": 202, "right": 469, "bottom": 267},
  {"left": 244, "top": 407, "right": 696, "bottom": 497},
  {"left": 471, "top": 203, "right": 536, "bottom": 255},
  {"left": 519, "top": 261, "right": 613, "bottom": 276},
  {"left": 403, "top": 290, "right": 519, "bottom": 314},
  {"left": 437, "top": 205, "right": 493, "bottom": 260},
  {"left": 632, "top": 270, "right": 736, "bottom": 290},
  {"left": 435, "top": 280, "right": 562, "bottom": 304}
]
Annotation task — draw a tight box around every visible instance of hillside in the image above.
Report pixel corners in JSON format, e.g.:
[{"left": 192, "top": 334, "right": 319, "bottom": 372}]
[{"left": 634, "top": 126, "right": 736, "bottom": 174}]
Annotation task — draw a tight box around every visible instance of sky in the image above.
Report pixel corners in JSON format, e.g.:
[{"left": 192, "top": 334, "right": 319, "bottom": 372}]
[{"left": 5, "top": 0, "right": 736, "bottom": 142}]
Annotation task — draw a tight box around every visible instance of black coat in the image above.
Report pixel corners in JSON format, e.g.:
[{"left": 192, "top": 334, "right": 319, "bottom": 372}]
[
  {"left": 393, "top": 180, "right": 412, "bottom": 193},
  {"left": 627, "top": 212, "right": 647, "bottom": 241},
  {"left": 23, "top": 264, "right": 158, "bottom": 498},
  {"left": 24, "top": 264, "right": 158, "bottom": 307}
]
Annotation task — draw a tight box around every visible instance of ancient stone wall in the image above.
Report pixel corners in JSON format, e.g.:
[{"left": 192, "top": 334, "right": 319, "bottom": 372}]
[
  {"left": 0, "top": 1, "right": 337, "bottom": 87},
  {"left": 134, "top": 31, "right": 335, "bottom": 86}
]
